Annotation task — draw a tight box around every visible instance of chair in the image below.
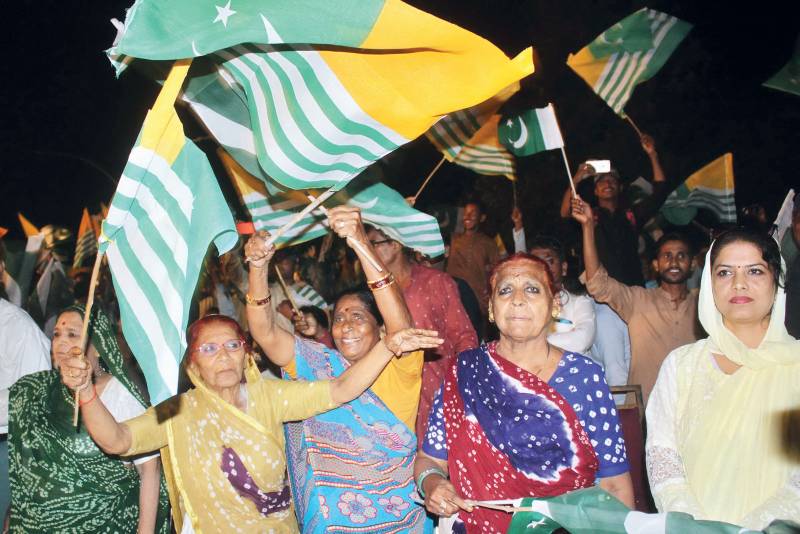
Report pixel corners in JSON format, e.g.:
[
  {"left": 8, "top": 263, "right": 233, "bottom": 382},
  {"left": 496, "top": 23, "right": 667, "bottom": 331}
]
[{"left": 610, "top": 385, "right": 654, "bottom": 512}]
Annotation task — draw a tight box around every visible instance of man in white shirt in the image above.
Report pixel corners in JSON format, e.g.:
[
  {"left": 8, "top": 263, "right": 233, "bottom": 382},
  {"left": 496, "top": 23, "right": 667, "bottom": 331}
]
[
  {"left": 0, "top": 296, "right": 52, "bottom": 521},
  {"left": 511, "top": 214, "right": 596, "bottom": 355}
]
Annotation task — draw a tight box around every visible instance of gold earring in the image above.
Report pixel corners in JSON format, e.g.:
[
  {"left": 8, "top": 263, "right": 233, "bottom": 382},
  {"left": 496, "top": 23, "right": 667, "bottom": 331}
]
[
  {"left": 488, "top": 305, "right": 495, "bottom": 323},
  {"left": 551, "top": 306, "right": 560, "bottom": 319}
]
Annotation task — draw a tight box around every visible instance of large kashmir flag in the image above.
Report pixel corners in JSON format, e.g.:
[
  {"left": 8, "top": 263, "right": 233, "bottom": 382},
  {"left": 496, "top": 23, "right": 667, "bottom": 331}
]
[
  {"left": 109, "top": 0, "right": 534, "bottom": 191},
  {"left": 498, "top": 104, "right": 564, "bottom": 157},
  {"left": 221, "top": 149, "right": 445, "bottom": 257},
  {"left": 567, "top": 8, "right": 691, "bottom": 115},
  {"left": 661, "top": 153, "right": 736, "bottom": 226},
  {"left": 101, "top": 61, "right": 238, "bottom": 403},
  {"left": 504, "top": 487, "right": 792, "bottom": 533}
]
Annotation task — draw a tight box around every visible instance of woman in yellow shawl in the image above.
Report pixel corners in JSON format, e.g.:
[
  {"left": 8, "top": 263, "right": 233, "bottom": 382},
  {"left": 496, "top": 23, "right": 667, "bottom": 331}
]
[
  {"left": 646, "top": 227, "right": 800, "bottom": 529},
  {"left": 57, "top": 244, "right": 442, "bottom": 533}
]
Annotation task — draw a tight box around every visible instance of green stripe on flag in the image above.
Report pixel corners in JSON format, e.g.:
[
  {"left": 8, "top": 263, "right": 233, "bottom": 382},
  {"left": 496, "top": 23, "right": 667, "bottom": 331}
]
[
  {"left": 108, "top": 0, "right": 385, "bottom": 63},
  {"left": 101, "top": 137, "right": 237, "bottom": 403}
]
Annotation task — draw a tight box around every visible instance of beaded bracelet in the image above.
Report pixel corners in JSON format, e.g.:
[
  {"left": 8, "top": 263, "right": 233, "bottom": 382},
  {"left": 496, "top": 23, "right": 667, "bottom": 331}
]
[
  {"left": 367, "top": 273, "right": 395, "bottom": 291},
  {"left": 416, "top": 466, "right": 447, "bottom": 497},
  {"left": 245, "top": 293, "right": 272, "bottom": 306},
  {"left": 79, "top": 384, "right": 98, "bottom": 407}
]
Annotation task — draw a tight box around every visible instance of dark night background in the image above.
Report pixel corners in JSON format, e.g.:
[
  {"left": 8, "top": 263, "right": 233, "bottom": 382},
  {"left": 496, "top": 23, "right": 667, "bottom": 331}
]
[{"left": 1, "top": 1, "right": 798, "bottom": 242}]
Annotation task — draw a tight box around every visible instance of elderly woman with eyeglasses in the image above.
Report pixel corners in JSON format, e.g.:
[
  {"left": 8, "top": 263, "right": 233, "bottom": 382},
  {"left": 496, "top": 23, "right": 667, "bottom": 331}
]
[{"left": 58, "top": 250, "right": 441, "bottom": 532}]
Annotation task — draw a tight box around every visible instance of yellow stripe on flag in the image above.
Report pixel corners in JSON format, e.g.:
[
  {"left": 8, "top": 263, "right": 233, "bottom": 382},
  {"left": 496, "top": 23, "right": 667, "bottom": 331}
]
[
  {"left": 77, "top": 208, "right": 94, "bottom": 240},
  {"left": 322, "top": 0, "right": 534, "bottom": 139},
  {"left": 139, "top": 59, "right": 193, "bottom": 165},
  {"left": 685, "top": 153, "right": 734, "bottom": 192},
  {"left": 218, "top": 149, "right": 311, "bottom": 205},
  {"left": 17, "top": 213, "right": 39, "bottom": 237},
  {"left": 566, "top": 47, "right": 607, "bottom": 89}
]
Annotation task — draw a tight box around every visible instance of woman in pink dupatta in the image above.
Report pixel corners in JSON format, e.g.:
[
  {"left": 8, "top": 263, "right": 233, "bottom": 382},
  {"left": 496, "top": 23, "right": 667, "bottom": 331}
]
[{"left": 414, "top": 253, "right": 634, "bottom": 533}]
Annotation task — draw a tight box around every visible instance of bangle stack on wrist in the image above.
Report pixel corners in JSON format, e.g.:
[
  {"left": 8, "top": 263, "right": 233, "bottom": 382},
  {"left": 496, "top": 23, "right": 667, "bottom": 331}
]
[
  {"left": 245, "top": 293, "right": 272, "bottom": 306},
  {"left": 416, "top": 466, "right": 447, "bottom": 497},
  {"left": 367, "top": 273, "right": 395, "bottom": 291}
]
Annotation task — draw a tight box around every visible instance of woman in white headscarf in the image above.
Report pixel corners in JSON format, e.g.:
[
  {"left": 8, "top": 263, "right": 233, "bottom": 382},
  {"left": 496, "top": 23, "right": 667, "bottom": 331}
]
[{"left": 646, "top": 227, "right": 800, "bottom": 529}]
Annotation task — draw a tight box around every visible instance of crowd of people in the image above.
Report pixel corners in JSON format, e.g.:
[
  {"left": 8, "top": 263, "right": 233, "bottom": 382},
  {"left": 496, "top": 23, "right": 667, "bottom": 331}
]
[{"left": 1, "top": 137, "right": 799, "bottom": 533}]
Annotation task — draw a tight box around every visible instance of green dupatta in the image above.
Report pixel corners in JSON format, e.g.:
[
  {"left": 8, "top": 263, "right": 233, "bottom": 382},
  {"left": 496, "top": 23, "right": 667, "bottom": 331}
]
[{"left": 8, "top": 305, "right": 171, "bottom": 533}]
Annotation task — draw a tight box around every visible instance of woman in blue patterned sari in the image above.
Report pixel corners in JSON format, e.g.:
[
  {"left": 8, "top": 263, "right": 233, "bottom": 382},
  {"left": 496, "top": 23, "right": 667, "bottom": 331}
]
[{"left": 246, "top": 207, "right": 441, "bottom": 533}]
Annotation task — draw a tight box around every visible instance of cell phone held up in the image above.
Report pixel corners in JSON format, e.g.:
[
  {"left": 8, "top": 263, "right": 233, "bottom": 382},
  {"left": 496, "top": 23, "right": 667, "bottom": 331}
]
[{"left": 585, "top": 159, "right": 611, "bottom": 174}]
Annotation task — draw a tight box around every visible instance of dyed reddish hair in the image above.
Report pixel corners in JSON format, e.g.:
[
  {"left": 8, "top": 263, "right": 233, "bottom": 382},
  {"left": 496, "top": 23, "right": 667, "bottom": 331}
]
[
  {"left": 488, "top": 252, "right": 557, "bottom": 298},
  {"left": 186, "top": 314, "right": 250, "bottom": 362}
]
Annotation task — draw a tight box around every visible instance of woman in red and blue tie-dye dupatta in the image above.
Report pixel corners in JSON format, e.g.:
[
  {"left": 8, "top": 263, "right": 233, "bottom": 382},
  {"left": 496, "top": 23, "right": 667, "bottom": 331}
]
[
  {"left": 415, "top": 253, "right": 633, "bottom": 533},
  {"left": 245, "top": 207, "right": 441, "bottom": 533}
]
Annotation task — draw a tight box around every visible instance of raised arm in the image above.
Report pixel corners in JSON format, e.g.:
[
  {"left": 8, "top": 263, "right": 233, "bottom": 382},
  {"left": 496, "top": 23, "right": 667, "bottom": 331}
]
[
  {"left": 571, "top": 195, "right": 600, "bottom": 280},
  {"left": 559, "top": 163, "right": 595, "bottom": 218},
  {"left": 326, "top": 206, "right": 412, "bottom": 335},
  {"left": 244, "top": 231, "right": 297, "bottom": 367},
  {"left": 632, "top": 134, "right": 669, "bottom": 226},
  {"left": 330, "top": 328, "right": 443, "bottom": 404}
]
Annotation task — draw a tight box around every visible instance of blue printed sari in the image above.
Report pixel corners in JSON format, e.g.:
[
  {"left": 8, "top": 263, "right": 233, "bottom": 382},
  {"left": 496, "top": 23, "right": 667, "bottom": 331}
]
[{"left": 284, "top": 338, "right": 432, "bottom": 533}]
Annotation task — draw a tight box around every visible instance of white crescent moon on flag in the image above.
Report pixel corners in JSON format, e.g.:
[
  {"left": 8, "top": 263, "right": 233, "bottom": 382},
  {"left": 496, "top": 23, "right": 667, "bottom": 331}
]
[{"left": 510, "top": 117, "right": 528, "bottom": 149}]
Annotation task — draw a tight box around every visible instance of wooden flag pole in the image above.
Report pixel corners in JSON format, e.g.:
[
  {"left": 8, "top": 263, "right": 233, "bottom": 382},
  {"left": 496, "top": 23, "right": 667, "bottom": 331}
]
[
  {"left": 259, "top": 185, "right": 338, "bottom": 249},
  {"left": 411, "top": 155, "right": 447, "bottom": 205},
  {"left": 510, "top": 177, "right": 518, "bottom": 208},
  {"left": 560, "top": 147, "right": 578, "bottom": 197},
  {"left": 624, "top": 114, "right": 644, "bottom": 138},
  {"left": 274, "top": 265, "right": 302, "bottom": 316},
  {"left": 305, "top": 194, "right": 384, "bottom": 273},
  {"left": 73, "top": 251, "right": 105, "bottom": 426}
]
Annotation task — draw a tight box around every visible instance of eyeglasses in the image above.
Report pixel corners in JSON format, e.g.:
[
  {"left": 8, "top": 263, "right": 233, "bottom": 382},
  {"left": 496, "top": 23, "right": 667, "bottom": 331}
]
[
  {"left": 369, "top": 239, "right": 393, "bottom": 247},
  {"left": 193, "top": 339, "right": 245, "bottom": 357}
]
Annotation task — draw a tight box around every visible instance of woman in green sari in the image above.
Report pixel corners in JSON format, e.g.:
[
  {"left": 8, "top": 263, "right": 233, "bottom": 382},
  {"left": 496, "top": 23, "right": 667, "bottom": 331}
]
[{"left": 7, "top": 305, "right": 170, "bottom": 533}]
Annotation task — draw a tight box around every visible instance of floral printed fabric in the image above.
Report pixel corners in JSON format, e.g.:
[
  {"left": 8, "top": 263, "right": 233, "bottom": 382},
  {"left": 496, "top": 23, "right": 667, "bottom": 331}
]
[{"left": 284, "top": 338, "right": 432, "bottom": 533}]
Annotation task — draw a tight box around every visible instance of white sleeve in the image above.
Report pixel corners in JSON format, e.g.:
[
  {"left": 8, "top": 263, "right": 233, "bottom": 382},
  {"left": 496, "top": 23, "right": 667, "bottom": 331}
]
[
  {"left": 0, "top": 303, "right": 51, "bottom": 432},
  {"left": 645, "top": 352, "right": 705, "bottom": 517},
  {"left": 512, "top": 227, "right": 526, "bottom": 254},
  {"left": 548, "top": 294, "right": 595, "bottom": 355}
]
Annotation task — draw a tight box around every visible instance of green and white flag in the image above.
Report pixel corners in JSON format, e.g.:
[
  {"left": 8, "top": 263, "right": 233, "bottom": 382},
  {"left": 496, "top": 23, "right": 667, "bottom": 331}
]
[
  {"left": 498, "top": 104, "right": 564, "bottom": 156},
  {"left": 222, "top": 150, "right": 445, "bottom": 257},
  {"left": 567, "top": 8, "right": 692, "bottom": 115},
  {"left": 109, "top": 0, "right": 534, "bottom": 191},
  {"left": 101, "top": 62, "right": 238, "bottom": 403},
  {"left": 293, "top": 283, "right": 328, "bottom": 309},
  {"left": 506, "top": 487, "right": 790, "bottom": 533}
]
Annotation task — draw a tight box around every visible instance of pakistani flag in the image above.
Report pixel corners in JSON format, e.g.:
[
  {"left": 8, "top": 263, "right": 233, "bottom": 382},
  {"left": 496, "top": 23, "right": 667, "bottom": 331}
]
[
  {"left": 505, "top": 487, "right": 792, "bottom": 533},
  {"left": 661, "top": 153, "right": 736, "bottom": 226},
  {"left": 498, "top": 104, "right": 564, "bottom": 156},
  {"left": 73, "top": 208, "right": 98, "bottom": 269},
  {"left": 763, "top": 37, "right": 800, "bottom": 97},
  {"left": 567, "top": 8, "right": 692, "bottom": 115},
  {"left": 222, "top": 149, "right": 445, "bottom": 257},
  {"left": 101, "top": 62, "right": 238, "bottom": 403},
  {"left": 109, "top": 0, "right": 533, "bottom": 192}
]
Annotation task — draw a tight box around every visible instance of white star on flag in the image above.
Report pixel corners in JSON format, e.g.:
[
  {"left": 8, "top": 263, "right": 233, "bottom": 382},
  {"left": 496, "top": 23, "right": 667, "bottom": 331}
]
[{"left": 214, "top": 1, "right": 237, "bottom": 27}]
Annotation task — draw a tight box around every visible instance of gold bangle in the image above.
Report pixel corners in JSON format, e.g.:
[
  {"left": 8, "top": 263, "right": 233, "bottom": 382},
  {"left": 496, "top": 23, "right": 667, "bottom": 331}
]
[
  {"left": 367, "top": 273, "right": 395, "bottom": 291},
  {"left": 245, "top": 293, "right": 271, "bottom": 306}
]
